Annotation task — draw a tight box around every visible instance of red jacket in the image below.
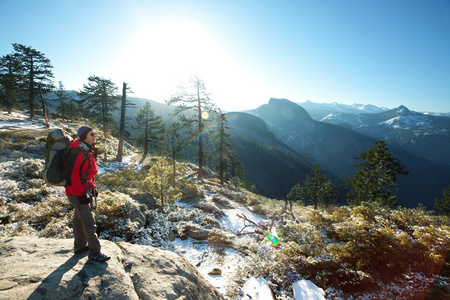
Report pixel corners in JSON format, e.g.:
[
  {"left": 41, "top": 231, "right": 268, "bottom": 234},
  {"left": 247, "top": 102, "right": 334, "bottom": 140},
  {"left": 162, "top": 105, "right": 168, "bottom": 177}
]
[{"left": 64, "top": 139, "right": 98, "bottom": 196}]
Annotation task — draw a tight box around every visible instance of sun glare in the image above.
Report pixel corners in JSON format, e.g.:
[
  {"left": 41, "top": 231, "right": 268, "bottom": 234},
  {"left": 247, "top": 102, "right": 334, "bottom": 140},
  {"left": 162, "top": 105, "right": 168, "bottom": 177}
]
[
  {"left": 107, "top": 19, "right": 277, "bottom": 110},
  {"left": 201, "top": 111, "right": 209, "bottom": 119}
]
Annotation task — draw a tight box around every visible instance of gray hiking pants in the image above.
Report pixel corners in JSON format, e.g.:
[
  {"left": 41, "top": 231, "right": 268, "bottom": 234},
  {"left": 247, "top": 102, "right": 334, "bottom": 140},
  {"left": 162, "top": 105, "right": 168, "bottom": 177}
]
[{"left": 68, "top": 194, "right": 101, "bottom": 256}]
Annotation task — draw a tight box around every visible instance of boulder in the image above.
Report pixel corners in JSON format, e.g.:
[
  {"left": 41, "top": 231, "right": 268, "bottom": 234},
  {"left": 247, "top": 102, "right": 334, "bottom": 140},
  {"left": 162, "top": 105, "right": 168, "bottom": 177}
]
[
  {"left": 186, "top": 229, "right": 211, "bottom": 240},
  {"left": 117, "top": 242, "right": 224, "bottom": 300},
  {"left": 0, "top": 237, "right": 224, "bottom": 300}
]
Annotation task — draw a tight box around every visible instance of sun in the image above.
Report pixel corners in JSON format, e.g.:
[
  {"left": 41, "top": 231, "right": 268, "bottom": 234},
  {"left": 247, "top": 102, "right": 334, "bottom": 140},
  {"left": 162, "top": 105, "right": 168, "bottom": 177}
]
[
  {"left": 107, "top": 18, "right": 277, "bottom": 110},
  {"left": 108, "top": 20, "right": 223, "bottom": 97}
]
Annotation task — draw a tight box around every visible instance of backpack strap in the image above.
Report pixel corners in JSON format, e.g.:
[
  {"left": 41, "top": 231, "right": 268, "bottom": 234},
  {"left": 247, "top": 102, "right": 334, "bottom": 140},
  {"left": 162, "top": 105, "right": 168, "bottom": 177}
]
[{"left": 64, "top": 147, "right": 90, "bottom": 187}]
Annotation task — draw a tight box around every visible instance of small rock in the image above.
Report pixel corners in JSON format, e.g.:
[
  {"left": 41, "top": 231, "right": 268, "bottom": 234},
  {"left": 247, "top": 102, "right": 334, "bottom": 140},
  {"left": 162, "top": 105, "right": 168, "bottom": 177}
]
[
  {"left": 187, "top": 229, "right": 211, "bottom": 240},
  {"left": 208, "top": 268, "right": 222, "bottom": 276}
]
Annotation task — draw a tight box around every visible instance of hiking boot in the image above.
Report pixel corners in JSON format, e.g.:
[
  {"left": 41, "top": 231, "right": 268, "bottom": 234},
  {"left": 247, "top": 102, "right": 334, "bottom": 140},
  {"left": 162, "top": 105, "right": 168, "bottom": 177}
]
[{"left": 89, "top": 252, "right": 111, "bottom": 262}]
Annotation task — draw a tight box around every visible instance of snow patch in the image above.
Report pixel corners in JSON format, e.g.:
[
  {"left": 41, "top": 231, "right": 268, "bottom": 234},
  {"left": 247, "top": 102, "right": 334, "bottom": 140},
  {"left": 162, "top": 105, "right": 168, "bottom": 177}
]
[
  {"left": 241, "top": 276, "right": 273, "bottom": 299},
  {"left": 293, "top": 280, "right": 326, "bottom": 300}
]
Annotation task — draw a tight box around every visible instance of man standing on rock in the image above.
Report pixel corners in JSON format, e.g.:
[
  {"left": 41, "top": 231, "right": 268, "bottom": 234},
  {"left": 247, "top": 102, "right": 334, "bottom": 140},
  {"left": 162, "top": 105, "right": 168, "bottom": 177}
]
[{"left": 64, "top": 126, "right": 110, "bottom": 262}]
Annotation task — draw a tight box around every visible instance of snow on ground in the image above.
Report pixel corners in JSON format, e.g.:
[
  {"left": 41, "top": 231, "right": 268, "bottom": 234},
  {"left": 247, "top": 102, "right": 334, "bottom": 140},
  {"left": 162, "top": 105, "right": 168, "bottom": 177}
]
[
  {"left": 219, "top": 204, "right": 265, "bottom": 234},
  {"left": 0, "top": 111, "right": 49, "bottom": 130},
  {"left": 293, "top": 280, "right": 326, "bottom": 300},
  {"left": 172, "top": 237, "right": 245, "bottom": 295},
  {"left": 1, "top": 110, "right": 324, "bottom": 299},
  {"left": 97, "top": 156, "right": 141, "bottom": 174},
  {"left": 241, "top": 276, "right": 273, "bottom": 300}
]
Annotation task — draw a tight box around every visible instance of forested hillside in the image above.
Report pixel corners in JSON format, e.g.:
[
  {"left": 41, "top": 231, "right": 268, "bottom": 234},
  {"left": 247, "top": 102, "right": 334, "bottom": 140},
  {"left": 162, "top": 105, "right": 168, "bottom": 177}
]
[{"left": 0, "top": 111, "right": 449, "bottom": 299}]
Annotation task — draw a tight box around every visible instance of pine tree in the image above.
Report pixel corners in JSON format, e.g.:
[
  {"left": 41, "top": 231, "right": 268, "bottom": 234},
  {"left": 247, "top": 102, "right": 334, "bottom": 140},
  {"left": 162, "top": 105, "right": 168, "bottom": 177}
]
[
  {"left": 133, "top": 102, "right": 165, "bottom": 160},
  {"left": 287, "top": 183, "right": 304, "bottom": 205},
  {"left": 116, "top": 82, "right": 134, "bottom": 162},
  {"left": 65, "top": 97, "right": 79, "bottom": 121},
  {"left": 213, "top": 113, "right": 231, "bottom": 185},
  {"left": 227, "top": 150, "right": 245, "bottom": 183},
  {"left": 78, "top": 75, "right": 120, "bottom": 138},
  {"left": 12, "top": 43, "right": 54, "bottom": 118},
  {"left": 287, "top": 163, "right": 336, "bottom": 209},
  {"left": 166, "top": 75, "right": 218, "bottom": 178},
  {"left": 348, "top": 140, "right": 408, "bottom": 207},
  {"left": 142, "top": 158, "right": 181, "bottom": 207},
  {"left": 434, "top": 185, "right": 450, "bottom": 216},
  {"left": 0, "top": 53, "right": 21, "bottom": 114},
  {"left": 54, "top": 81, "right": 69, "bottom": 119},
  {"left": 163, "top": 122, "right": 185, "bottom": 183},
  {"left": 321, "top": 180, "right": 338, "bottom": 208}
]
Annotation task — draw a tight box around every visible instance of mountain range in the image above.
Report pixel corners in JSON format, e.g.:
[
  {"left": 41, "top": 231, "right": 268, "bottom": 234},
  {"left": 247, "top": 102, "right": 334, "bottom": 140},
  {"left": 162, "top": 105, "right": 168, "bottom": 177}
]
[
  {"left": 48, "top": 92, "right": 450, "bottom": 209},
  {"left": 320, "top": 105, "right": 450, "bottom": 166},
  {"left": 240, "top": 98, "right": 450, "bottom": 209},
  {"left": 123, "top": 97, "right": 450, "bottom": 209}
]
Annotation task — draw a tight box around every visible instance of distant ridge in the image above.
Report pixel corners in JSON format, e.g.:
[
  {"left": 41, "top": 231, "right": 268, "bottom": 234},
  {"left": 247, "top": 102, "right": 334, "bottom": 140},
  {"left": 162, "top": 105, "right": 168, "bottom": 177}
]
[{"left": 296, "top": 100, "right": 389, "bottom": 120}]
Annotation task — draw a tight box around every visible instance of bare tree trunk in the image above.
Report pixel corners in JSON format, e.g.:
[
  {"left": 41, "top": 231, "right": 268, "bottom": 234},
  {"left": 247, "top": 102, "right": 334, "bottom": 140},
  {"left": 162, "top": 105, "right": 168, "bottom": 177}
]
[
  {"left": 38, "top": 83, "right": 49, "bottom": 128},
  {"left": 197, "top": 95, "right": 203, "bottom": 178},
  {"left": 116, "top": 82, "right": 126, "bottom": 162},
  {"left": 29, "top": 58, "right": 35, "bottom": 118}
]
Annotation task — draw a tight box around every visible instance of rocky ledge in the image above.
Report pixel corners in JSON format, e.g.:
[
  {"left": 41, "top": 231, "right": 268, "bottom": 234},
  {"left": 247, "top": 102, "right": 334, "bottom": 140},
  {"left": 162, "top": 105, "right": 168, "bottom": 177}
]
[{"left": 0, "top": 237, "right": 224, "bottom": 300}]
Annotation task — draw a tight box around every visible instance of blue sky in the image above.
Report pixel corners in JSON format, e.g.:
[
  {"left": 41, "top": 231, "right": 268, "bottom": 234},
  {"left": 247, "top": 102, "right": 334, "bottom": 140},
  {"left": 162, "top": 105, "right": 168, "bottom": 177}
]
[{"left": 1, "top": 0, "right": 449, "bottom": 112}]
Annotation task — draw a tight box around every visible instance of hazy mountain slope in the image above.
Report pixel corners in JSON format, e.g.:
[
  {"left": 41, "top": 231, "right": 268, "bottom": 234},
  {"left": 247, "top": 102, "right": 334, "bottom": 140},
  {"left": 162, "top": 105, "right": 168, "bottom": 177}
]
[
  {"left": 322, "top": 105, "right": 450, "bottom": 166},
  {"left": 251, "top": 98, "right": 450, "bottom": 208},
  {"left": 252, "top": 98, "right": 375, "bottom": 177},
  {"left": 225, "top": 112, "right": 316, "bottom": 198}
]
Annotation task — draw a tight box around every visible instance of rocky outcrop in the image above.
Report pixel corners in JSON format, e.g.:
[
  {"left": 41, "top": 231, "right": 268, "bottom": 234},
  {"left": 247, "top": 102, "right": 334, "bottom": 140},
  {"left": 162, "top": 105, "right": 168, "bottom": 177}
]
[{"left": 0, "top": 237, "right": 224, "bottom": 300}]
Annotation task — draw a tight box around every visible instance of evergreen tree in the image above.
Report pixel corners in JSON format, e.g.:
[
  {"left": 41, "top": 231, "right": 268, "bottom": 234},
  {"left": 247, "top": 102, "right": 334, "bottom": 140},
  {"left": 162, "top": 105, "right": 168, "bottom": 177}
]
[
  {"left": 434, "top": 185, "right": 450, "bottom": 216},
  {"left": 166, "top": 75, "right": 218, "bottom": 178},
  {"left": 0, "top": 53, "right": 21, "bottom": 114},
  {"left": 12, "top": 43, "right": 54, "bottom": 118},
  {"left": 287, "top": 183, "right": 304, "bottom": 205},
  {"left": 347, "top": 140, "right": 408, "bottom": 207},
  {"left": 287, "top": 164, "right": 336, "bottom": 209},
  {"left": 133, "top": 102, "right": 165, "bottom": 160},
  {"left": 65, "top": 96, "right": 79, "bottom": 121},
  {"left": 163, "top": 122, "right": 185, "bottom": 183},
  {"left": 303, "top": 163, "right": 336, "bottom": 209},
  {"left": 116, "top": 82, "right": 134, "bottom": 162},
  {"left": 142, "top": 158, "right": 181, "bottom": 207},
  {"left": 227, "top": 150, "right": 245, "bottom": 182},
  {"left": 54, "top": 81, "right": 69, "bottom": 119},
  {"left": 321, "top": 180, "right": 338, "bottom": 208},
  {"left": 78, "top": 75, "right": 120, "bottom": 138},
  {"left": 213, "top": 113, "right": 231, "bottom": 185}
]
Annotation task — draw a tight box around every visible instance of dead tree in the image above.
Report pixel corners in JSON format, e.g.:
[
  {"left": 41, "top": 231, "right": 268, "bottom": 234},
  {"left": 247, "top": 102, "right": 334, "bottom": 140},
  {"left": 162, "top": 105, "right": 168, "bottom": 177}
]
[
  {"left": 236, "top": 200, "right": 300, "bottom": 236},
  {"left": 38, "top": 82, "right": 49, "bottom": 128},
  {"left": 235, "top": 213, "right": 268, "bottom": 236}
]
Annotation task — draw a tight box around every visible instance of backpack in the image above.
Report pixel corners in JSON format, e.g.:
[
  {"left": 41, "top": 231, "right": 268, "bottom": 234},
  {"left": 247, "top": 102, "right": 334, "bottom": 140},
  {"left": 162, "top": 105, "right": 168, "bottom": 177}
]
[{"left": 43, "top": 128, "right": 70, "bottom": 186}]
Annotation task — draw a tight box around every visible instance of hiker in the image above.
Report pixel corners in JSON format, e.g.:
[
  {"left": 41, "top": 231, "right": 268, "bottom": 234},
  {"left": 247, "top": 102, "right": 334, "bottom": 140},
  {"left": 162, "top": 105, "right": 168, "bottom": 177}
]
[{"left": 64, "top": 126, "right": 110, "bottom": 262}]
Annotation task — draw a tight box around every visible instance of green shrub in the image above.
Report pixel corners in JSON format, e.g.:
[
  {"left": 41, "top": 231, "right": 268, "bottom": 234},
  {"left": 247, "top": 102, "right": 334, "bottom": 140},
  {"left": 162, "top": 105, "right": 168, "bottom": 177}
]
[
  {"left": 201, "top": 214, "right": 217, "bottom": 227},
  {"left": 278, "top": 222, "right": 324, "bottom": 257},
  {"left": 182, "top": 182, "right": 201, "bottom": 200},
  {"left": 1, "top": 194, "right": 71, "bottom": 236},
  {"left": 241, "top": 203, "right": 450, "bottom": 298},
  {"left": 194, "top": 200, "right": 224, "bottom": 217},
  {"left": 12, "top": 186, "right": 52, "bottom": 203},
  {"left": 97, "top": 169, "right": 146, "bottom": 193},
  {"left": 208, "top": 228, "right": 234, "bottom": 247},
  {"left": 96, "top": 191, "right": 133, "bottom": 218}
]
